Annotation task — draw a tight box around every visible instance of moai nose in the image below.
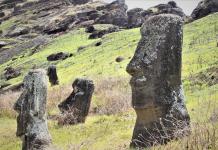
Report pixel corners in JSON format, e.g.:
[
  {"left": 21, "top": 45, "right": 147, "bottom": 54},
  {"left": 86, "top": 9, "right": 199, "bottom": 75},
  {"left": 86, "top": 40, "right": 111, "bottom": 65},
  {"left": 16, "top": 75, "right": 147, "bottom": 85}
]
[{"left": 126, "top": 61, "right": 142, "bottom": 76}]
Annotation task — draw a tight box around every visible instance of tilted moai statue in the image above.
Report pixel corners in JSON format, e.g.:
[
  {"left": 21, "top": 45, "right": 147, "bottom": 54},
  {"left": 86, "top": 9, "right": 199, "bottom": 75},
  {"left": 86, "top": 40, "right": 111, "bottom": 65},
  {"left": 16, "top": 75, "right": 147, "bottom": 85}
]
[
  {"left": 58, "top": 78, "right": 94, "bottom": 125},
  {"left": 126, "top": 14, "right": 190, "bottom": 148},
  {"left": 14, "top": 69, "right": 52, "bottom": 150},
  {"left": 47, "top": 65, "right": 59, "bottom": 86}
]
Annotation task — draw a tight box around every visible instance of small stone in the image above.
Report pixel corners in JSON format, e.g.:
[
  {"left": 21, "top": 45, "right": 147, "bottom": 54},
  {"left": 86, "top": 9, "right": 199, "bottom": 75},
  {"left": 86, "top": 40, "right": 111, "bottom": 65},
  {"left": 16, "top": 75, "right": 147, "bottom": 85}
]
[
  {"left": 116, "top": 56, "right": 124, "bottom": 62},
  {"left": 95, "top": 41, "right": 102, "bottom": 46},
  {"left": 47, "top": 52, "right": 72, "bottom": 61}
]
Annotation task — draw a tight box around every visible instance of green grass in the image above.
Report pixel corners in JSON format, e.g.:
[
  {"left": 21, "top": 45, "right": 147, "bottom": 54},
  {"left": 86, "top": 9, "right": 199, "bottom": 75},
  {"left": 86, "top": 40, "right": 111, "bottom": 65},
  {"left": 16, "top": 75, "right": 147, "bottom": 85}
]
[{"left": 0, "top": 13, "right": 217, "bottom": 150}]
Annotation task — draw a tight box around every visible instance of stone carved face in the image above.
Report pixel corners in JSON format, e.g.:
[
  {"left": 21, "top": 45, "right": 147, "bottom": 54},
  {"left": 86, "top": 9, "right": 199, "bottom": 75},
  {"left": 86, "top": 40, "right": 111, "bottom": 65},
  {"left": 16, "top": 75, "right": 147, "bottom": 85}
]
[
  {"left": 126, "top": 15, "right": 183, "bottom": 109},
  {"left": 14, "top": 70, "right": 47, "bottom": 137},
  {"left": 58, "top": 78, "right": 94, "bottom": 112}
]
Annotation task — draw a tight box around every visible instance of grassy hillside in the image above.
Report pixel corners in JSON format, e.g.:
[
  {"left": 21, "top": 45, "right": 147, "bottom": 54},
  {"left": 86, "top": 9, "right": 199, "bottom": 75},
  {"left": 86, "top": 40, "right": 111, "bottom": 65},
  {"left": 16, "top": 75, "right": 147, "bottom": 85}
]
[{"left": 0, "top": 13, "right": 217, "bottom": 150}]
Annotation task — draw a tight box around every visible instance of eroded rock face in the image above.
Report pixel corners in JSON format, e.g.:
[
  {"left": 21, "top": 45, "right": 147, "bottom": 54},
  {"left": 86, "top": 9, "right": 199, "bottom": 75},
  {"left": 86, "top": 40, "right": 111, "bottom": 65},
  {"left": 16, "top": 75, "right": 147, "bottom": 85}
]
[
  {"left": 14, "top": 69, "right": 51, "bottom": 150},
  {"left": 95, "top": 0, "right": 128, "bottom": 27},
  {"left": 4, "top": 67, "right": 21, "bottom": 80},
  {"left": 47, "top": 65, "right": 59, "bottom": 86},
  {"left": 47, "top": 52, "right": 73, "bottom": 61},
  {"left": 126, "top": 14, "right": 190, "bottom": 148},
  {"left": 68, "top": 0, "right": 91, "bottom": 5},
  {"left": 127, "top": 8, "right": 144, "bottom": 28},
  {"left": 191, "top": 0, "right": 218, "bottom": 20},
  {"left": 58, "top": 78, "right": 94, "bottom": 125}
]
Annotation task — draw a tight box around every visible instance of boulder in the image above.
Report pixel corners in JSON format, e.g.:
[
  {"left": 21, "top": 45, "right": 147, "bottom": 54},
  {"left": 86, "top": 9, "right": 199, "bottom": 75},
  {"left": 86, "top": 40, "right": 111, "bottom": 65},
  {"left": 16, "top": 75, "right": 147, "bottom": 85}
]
[
  {"left": 95, "top": 0, "right": 128, "bottom": 27},
  {"left": 126, "top": 1, "right": 186, "bottom": 28},
  {"left": 191, "top": 0, "right": 218, "bottom": 20},
  {"left": 0, "top": 12, "right": 5, "bottom": 18},
  {"left": 85, "top": 25, "right": 96, "bottom": 33},
  {"left": 126, "top": 14, "right": 190, "bottom": 148},
  {"left": 47, "top": 65, "right": 59, "bottom": 86},
  {"left": 13, "top": 69, "right": 52, "bottom": 150},
  {"left": 88, "top": 25, "right": 120, "bottom": 39},
  {"left": 6, "top": 26, "right": 30, "bottom": 37},
  {"left": 68, "top": 0, "right": 91, "bottom": 5},
  {"left": 47, "top": 52, "right": 73, "bottom": 61},
  {"left": 127, "top": 8, "right": 144, "bottom": 28},
  {"left": 0, "top": 41, "right": 7, "bottom": 48},
  {"left": 149, "top": 1, "right": 185, "bottom": 18},
  {"left": 4, "top": 67, "right": 21, "bottom": 80},
  {"left": 58, "top": 78, "right": 94, "bottom": 125}
]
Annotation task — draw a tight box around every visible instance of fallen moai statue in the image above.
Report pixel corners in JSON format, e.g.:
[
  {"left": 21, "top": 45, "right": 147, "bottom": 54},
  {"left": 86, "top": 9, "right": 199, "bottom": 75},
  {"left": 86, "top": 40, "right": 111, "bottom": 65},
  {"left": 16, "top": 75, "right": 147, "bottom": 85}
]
[
  {"left": 14, "top": 69, "right": 52, "bottom": 150},
  {"left": 58, "top": 78, "right": 94, "bottom": 125},
  {"left": 126, "top": 14, "right": 190, "bottom": 148}
]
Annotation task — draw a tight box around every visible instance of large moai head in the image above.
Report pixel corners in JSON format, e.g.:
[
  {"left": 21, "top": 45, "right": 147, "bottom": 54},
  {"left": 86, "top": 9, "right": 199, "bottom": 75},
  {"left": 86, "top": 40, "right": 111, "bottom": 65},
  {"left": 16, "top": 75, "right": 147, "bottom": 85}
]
[
  {"left": 14, "top": 69, "right": 51, "bottom": 150},
  {"left": 126, "top": 14, "right": 190, "bottom": 148},
  {"left": 58, "top": 78, "right": 94, "bottom": 125}
]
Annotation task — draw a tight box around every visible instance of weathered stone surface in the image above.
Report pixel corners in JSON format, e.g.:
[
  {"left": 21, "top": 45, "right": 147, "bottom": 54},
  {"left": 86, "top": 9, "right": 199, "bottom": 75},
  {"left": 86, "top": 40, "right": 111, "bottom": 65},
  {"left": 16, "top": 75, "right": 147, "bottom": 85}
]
[
  {"left": 85, "top": 25, "right": 95, "bottom": 33},
  {"left": 6, "top": 26, "right": 30, "bottom": 37},
  {"left": 0, "top": 41, "right": 7, "bottom": 48},
  {"left": 47, "top": 52, "right": 73, "bottom": 61},
  {"left": 127, "top": 8, "right": 144, "bottom": 28},
  {"left": 0, "top": 35, "right": 50, "bottom": 64},
  {"left": 14, "top": 69, "right": 51, "bottom": 150},
  {"left": 88, "top": 25, "right": 120, "bottom": 39},
  {"left": 191, "top": 0, "right": 218, "bottom": 20},
  {"left": 126, "top": 14, "right": 190, "bottom": 148},
  {"left": 47, "top": 65, "right": 59, "bottom": 86},
  {"left": 95, "top": 0, "right": 128, "bottom": 27},
  {"left": 126, "top": 1, "right": 185, "bottom": 28},
  {"left": 58, "top": 78, "right": 94, "bottom": 125},
  {"left": 68, "top": 0, "right": 91, "bottom": 5},
  {"left": 4, "top": 67, "right": 21, "bottom": 80}
]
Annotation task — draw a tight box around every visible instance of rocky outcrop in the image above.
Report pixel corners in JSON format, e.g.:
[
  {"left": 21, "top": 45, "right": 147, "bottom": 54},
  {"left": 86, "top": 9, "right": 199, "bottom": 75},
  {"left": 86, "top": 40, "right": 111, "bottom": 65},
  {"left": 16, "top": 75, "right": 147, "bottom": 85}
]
[
  {"left": 4, "top": 67, "right": 21, "bottom": 80},
  {"left": 127, "top": 8, "right": 144, "bottom": 28},
  {"left": 95, "top": 0, "right": 128, "bottom": 27},
  {"left": 68, "top": 0, "right": 91, "bottom": 5},
  {"left": 127, "top": 1, "right": 186, "bottom": 28},
  {"left": 191, "top": 0, "right": 218, "bottom": 20},
  {"left": 14, "top": 69, "right": 52, "bottom": 150},
  {"left": 47, "top": 52, "right": 73, "bottom": 61},
  {"left": 47, "top": 65, "right": 59, "bottom": 86},
  {"left": 88, "top": 25, "right": 120, "bottom": 39},
  {"left": 126, "top": 14, "right": 190, "bottom": 148},
  {"left": 58, "top": 78, "right": 94, "bottom": 125}
]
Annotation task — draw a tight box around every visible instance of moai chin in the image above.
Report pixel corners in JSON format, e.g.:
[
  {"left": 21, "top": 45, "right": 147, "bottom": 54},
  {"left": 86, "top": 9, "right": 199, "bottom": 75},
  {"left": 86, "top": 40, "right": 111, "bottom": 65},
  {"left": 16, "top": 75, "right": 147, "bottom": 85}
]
[
  {"left": 14, "top": 69, "right": 52, "bottom": 150},
  {"left": 58, "top": 78, "right": 94, "bottom": 125},
  {"left": 126, "top": 14, "right": 190, "bottom": 148}
]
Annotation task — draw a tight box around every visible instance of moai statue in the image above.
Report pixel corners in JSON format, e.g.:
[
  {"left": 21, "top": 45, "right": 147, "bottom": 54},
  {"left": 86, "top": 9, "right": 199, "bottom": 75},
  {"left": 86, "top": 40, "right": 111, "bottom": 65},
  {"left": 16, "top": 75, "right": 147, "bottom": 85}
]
[
  {"left": 126, "top": 14, "right": 190, "bottom": 148},
  {"left": 14, "top": 69, "right": 52, "bottom": 150},
  {"left": 47, "top": 65, "right": 59, "bottom": 86},
  {"left": 58, "top": 78, "right": 94, "bottom": 125}
]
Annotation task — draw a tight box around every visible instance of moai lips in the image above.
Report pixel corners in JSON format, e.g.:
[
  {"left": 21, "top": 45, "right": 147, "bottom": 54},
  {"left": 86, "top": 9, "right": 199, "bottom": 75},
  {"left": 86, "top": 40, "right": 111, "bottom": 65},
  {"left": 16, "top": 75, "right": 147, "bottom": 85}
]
[
  {"left": 126, "top": 14, "right": 190, "bottom": 148},
  {"left": 58, "top": 78, "right": 94, "bottom": 125},
  {"left": 14, "top": 69, "right": 51, "bottom": 150}
]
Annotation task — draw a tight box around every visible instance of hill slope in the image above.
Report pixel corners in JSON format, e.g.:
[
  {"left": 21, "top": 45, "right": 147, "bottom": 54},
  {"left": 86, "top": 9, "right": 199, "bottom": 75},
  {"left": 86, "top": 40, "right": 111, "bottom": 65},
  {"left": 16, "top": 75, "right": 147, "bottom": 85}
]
[{"left": 0, "top": 13, "right": 217, "bottom": 150}]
